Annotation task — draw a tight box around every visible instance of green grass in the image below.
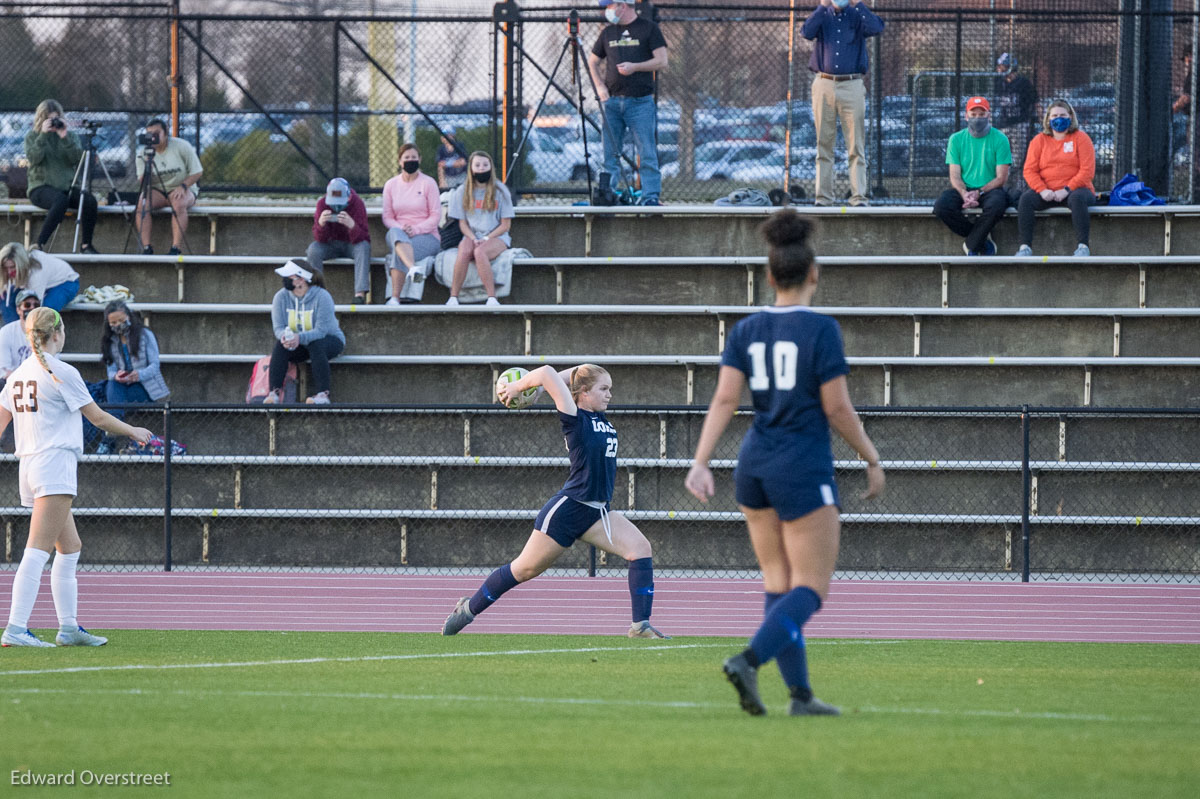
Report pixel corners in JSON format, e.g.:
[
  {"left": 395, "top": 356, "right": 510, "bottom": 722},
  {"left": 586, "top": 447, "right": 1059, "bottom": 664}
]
[{"left": 1, "top": 632, "right": 1196, "bottom": 798}]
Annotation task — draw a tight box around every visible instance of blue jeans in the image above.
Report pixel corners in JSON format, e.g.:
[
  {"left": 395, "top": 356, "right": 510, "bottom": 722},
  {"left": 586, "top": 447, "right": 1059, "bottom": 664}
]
[
  {"left": 602, "top": 95, "right": 661, "bottom": 200},
  {"left": 1, "top": 279, "right": 79, "bottom": 325},
  {"left": 100, "top": 380, "right": 152, "bottom": 450}
]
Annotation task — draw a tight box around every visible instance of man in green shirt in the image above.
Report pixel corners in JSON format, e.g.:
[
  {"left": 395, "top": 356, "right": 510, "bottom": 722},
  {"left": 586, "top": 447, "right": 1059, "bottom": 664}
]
[
  {"left": 932, "top": 96, "right": 1012, "bottom": 256},
  {"left": 134, "top": 118, "right": 203, "bottom": 256}
]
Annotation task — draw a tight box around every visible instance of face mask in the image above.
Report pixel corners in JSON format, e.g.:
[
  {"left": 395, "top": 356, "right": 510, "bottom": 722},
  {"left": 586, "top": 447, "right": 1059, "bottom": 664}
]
[
  {"left": 110, "top": 320, "right": 130, "bottom": 335},
  {"left": 832, "top": 0, "right": 849, "bottom": 8},
  {"left": 604, "top": 6, "right": 621, "bottom": 24},
  {"left": 402, "top": 160, "right": 420, "bottom": 174},
  {"left": 1050, "top": 116, "right": 1071, "bottom": 133},
  {"left": 967, "top": 117, "right": 991, "bottom": 136},
  {"left": 282, "top": 277, "right": 296, "bottom": 291},
  {"left": 473, "top": 169, "right": 492, "bottom": 183}
]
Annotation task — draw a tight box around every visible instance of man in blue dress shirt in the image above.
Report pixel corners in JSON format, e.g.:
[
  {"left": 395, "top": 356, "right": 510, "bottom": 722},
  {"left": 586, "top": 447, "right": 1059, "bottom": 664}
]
[{"left": 801, "top": 0, "right": 885, "bottom": 207}]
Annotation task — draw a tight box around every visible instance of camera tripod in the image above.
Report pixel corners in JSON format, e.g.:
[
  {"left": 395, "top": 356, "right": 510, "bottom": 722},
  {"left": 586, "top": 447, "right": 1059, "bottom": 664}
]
[
  {"left": 124, "top": 143, "right": 192, "bottom": 256},
  {"left": 507, "top": 10, "right": 635, "bottom": 204},
  {"left": 64, "top": 122, "right": 134, "bottom": 253}
]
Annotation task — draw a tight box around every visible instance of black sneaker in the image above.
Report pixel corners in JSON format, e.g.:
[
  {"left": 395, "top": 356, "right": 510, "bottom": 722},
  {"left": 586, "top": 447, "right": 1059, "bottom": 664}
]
[
  {"left": 167, "top": 246, "right": 182, "bottom": 256},
  {"left": 80, "top": 243, "right": 100, "bottom": 254},
  {"left": 722, "top": 653, "right": 767, "bottom": 716},
  {"left": 353, "top": 294, "right": 367, "bottom": 305},
  {"left": 142, "top": 245, "right": 154, "bottom": 255}
]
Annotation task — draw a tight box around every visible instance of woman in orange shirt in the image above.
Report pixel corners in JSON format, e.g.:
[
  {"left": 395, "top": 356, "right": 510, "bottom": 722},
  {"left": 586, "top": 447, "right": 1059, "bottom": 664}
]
[{"left": 1016, "top": 99, "right": 1096, "bottom": 257}]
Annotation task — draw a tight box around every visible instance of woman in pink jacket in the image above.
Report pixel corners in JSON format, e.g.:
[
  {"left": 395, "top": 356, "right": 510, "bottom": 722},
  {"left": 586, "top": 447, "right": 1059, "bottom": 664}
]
[{"left": 381, "top": 143, "right": 442, "bottom": 305}]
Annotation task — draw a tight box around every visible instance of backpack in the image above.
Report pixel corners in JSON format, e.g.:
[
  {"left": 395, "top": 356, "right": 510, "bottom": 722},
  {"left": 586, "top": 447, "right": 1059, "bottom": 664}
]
[
  {"left": 246, "top": 356, "right": 297, "bottom": 403},
  {"left": 1108, "top": 173, "right": 1165, "bottom": 206}
]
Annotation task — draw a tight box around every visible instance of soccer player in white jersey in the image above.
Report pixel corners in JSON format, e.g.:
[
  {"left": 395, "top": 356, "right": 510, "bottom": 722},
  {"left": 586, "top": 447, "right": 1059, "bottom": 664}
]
[{"left": 0, "top": 307, "right": 153, "bottom": 647}]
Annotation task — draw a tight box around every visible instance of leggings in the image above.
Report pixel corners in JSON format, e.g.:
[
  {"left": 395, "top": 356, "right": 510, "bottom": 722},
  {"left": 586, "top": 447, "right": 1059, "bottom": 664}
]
[
  {"left": 29, "top": 185, "right": 97, "bottom": 247},
  {"left": 269, "top": 335, "right": 344, "bottom": 394}
]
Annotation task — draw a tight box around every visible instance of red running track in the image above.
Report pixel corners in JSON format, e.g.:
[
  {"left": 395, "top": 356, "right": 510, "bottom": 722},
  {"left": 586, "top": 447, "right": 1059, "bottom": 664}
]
[{"left": 4, "top": 574, "right": 1199, "bottom": 643}]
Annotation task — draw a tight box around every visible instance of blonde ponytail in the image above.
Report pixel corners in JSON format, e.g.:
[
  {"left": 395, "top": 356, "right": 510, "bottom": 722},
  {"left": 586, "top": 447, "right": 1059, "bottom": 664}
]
[
  {"left": 569, "top": 363, "right": 609, "bottom": 401},
  {"left": 25, "top": 306, "right": 63, "bottom": 384}
]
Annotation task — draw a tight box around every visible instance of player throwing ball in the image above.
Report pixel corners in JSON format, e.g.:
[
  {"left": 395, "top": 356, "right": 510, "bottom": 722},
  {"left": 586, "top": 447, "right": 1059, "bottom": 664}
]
[
  {"left": 442, "top": 364, "right": 668, "bottom": 639},
  {"left": 0, "top": 307, "right": 153, "bottom": 647},
  {"left": 686, "top": 210, "right": 885, "bottom": 715}
]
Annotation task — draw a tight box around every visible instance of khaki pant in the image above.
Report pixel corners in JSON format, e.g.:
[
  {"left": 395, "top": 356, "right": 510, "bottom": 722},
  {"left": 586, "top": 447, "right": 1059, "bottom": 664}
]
[{"left": 812, "top": 75, "right": 868, "bottom": 205}]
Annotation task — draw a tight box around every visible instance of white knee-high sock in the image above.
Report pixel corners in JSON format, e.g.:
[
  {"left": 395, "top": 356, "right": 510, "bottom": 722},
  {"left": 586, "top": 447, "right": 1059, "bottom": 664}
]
[
  {"left": 50, "top": 551, "right": 80, "bottom": 631},
  {"left": 7, "top": 548, "right": 51, "bottom": 630}
]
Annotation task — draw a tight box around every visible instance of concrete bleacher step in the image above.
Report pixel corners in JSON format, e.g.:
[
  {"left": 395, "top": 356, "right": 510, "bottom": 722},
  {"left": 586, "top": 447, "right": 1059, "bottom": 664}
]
[
  {"left": 60, "top": 302, "right": 1200, "bottom": 359},
  {"left": 59, "top": 353, "right": 1200, "bottom": 406},
  {"left": 49, "top": 252, "right": 1200, "bottom": 307},
  {"left": 12, "top": 203, "right": 1200, "bottom": 259}
]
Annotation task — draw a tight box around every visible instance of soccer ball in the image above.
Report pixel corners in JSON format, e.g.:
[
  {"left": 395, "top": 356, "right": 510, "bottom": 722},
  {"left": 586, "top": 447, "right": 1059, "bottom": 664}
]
[{"left": 496, "top": 366, "right": 542, "bottom": 409}]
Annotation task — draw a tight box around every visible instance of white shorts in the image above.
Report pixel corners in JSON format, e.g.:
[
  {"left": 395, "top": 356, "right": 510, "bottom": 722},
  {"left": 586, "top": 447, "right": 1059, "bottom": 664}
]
[{"left": 18, "top": 448, "right": 79, "bottom": 507}]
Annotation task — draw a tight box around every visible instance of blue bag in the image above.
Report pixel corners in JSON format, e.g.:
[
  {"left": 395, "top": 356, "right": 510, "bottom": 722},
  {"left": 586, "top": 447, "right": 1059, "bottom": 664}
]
[{"left": 1108, "top": 173, "right": 1164, "bottom": 206}]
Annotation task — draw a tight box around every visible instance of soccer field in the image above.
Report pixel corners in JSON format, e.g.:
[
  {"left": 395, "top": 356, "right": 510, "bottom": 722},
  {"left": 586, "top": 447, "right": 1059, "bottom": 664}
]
[{"left": 1, "top": 631, "right": 1196, "bottom": 798}]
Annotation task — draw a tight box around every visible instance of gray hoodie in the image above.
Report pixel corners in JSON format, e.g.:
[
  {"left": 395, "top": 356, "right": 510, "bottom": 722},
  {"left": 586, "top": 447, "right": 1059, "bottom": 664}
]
[{"left": 271, "top": 285, "right": 345, "bottom": 346}]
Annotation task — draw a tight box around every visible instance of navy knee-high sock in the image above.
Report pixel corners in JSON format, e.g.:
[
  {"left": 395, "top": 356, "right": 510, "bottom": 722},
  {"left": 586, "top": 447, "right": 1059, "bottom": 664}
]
[
  {"left": 628, "top": 557, "right": 654, "bottom": 622},
  {"left": 746, "top": 586, "right": 821, "bottom": 667},
  {"left": 765, "top": 591, "right": 811, "bottom": 699},
  {"left": 468, "top": 563, "right": 519, "bottom": 616}
]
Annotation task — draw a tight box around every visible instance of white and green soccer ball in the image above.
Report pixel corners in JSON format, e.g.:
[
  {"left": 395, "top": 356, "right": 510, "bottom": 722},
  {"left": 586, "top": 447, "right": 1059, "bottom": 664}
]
[{"left": 496, "top": 366, "right": 542, "bottom": 409}]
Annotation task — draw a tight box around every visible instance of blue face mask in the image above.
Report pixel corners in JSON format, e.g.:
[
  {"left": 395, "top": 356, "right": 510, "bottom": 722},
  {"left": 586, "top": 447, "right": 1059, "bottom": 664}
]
[
  {"left": 967, "top": 117, "right": 991, "bottom": 136},
  {"left": 832, "top": 0, "right": 850, "bottom": 7},
  {"left": 1050, "top": 116, "right": 1071, "bottom": 133}
]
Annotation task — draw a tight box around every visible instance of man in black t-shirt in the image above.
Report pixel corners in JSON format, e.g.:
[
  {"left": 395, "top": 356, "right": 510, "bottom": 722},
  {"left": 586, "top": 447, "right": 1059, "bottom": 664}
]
[
  {"left": 587, "top": 0, "right": 669, "bottom": 204},
  {"left": 994, "top": 52, "right": 1037, "bottom": 190}
]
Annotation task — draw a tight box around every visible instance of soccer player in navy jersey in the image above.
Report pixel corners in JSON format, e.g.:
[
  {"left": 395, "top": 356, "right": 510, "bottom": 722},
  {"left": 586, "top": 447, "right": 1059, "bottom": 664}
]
[
  {"left": 686, "top": 209, "right": 885, "bottom": 716},
  {"left": 442, "top": 363, "right": 668, "bottom": 639}
]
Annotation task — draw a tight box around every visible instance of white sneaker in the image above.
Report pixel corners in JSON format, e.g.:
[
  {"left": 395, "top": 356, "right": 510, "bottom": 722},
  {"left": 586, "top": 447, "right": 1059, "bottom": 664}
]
[
  {"left": 385, "top": 296, "right": 401, "bottom": 306},
  {"left": 306, "top": 391, "right": 331, "bottom": 405},
  {"left": 262, "top": 388, "right": 284, "bottom": 405},
  {"left": 1074, "top": 243, "right": 1091, "bottom": 257},
  {"left": 445, "top": 297, "right": 459, "bottom": 306},
  {"left": 1015, "top": 244, "right": 1033, "bottom": 257},
  {"left": 485, "top": 296, "right": 500, "bottom": 307},
  {"left": 2, "top": 625, "right": 55, "bottom": 647},
  {"left": 56, "top": 626, "right": 108, "bottom": 646}
]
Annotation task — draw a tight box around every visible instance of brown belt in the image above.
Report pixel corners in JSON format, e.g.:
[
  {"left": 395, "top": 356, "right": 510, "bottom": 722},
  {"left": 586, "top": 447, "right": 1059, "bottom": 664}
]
[{"left": 816, "top": 72, "right": 864, "bottom": 82}]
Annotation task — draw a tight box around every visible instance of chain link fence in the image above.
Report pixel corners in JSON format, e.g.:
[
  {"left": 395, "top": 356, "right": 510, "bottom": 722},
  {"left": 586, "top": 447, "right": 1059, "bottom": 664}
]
[
  {"left": 2, "top": 404, "right": 1195, "bottom": 582},
  {"left": 3, "top": 2, "right": 1200, "bottom": 202}
]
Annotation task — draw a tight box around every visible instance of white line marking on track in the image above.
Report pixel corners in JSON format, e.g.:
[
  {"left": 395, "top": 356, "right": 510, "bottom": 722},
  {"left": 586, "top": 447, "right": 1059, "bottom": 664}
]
[
  {"left": 0, "top": 639, "right": 906, "bottom": 677},
  {"left": 0, "top": 686, "right": 1167, "bottom": 725}
]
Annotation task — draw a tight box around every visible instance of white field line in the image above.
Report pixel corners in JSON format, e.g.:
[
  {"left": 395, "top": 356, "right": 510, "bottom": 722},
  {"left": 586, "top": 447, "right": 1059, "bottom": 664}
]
[
  {"left": 0, "top": 685, "right": 1165, "bottom": 725},
  {"left": 0, "top": 639, "right": 904, "bottom": 678}
]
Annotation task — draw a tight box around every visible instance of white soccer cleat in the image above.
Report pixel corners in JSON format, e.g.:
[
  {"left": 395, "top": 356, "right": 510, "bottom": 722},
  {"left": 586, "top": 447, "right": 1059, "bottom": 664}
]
[
  {"left": 55, "top": 626, "right": 108, "bottom": 647},
  {"left": 441, "top": 596, "right": 475, "bottom": 635},
  {"left": 2, "top": 626, "right": 56, "bottom": 647}
]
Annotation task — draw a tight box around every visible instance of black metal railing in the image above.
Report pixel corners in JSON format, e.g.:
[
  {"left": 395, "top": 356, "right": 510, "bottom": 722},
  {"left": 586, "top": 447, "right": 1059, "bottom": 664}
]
[
  {"left": 1, "top": 403, "right": 1195, "bottom": 583},
  {"left": 2, "top": 2, "right": 1200, "bottom": 203}
]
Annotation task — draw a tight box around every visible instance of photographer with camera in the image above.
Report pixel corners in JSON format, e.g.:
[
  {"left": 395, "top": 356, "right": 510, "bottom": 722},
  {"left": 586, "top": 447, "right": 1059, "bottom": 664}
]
[
  {"left": 24, "top": 100, "right": 99, "bottom": 254},
  {"left": 306, "top": 177, "right": 371, "bottom": 303},
  {"left": 135, "top": 119, "right": 202, "bottom": 256}
]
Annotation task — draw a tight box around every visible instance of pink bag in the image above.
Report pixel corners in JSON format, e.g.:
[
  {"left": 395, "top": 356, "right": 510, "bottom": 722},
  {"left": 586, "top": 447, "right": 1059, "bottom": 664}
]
[{"left": 246, "top": 356, "right": 297, "bottom": 403}]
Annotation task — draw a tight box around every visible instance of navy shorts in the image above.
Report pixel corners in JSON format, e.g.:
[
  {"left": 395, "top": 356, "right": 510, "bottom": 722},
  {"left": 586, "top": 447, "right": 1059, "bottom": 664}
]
[
  {"left": 535, "top": 494, "right": 606, "bottom": 548},
  {"left": 734, "top": 466, "right": 840, "bottom": 522}
]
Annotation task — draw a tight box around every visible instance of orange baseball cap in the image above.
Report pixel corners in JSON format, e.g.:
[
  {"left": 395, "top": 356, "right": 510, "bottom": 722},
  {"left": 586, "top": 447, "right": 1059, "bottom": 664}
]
[{"left": 966, "top": 96, "right": 990, "bottom": 112}]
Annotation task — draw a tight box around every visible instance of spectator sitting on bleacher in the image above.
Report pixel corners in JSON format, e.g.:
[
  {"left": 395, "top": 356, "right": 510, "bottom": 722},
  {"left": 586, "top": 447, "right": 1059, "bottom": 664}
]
[
  {"left": 446, "top": 152, "right": 513, "bottom": 307},
  {"left": 307, "top": 177, "right": 371, "bottom": 305},
  {"left": 0, "top": 291, "right": 39, "bottom": 384},
  {"left": 0, "top": 241, "right": 81, "bottom": 325},
  {"left": 25, "top": 99, "right": 100, "bottom": 254},
  {"left": 382, "top": 143, "right": 441, "bottom": 306},
  {"left": 1015, "top": 99, "right": 1096, "bottom": 258},
  {"left": 97, "top": 300, "right": 169, "bottom": 454},
  {"left": 266, "top": 261, "right": 345, "bottom": 405},
  {"left": 932, "top": 96, "right": 1011, "bottom": 256},
  {"left": 135, "top": 118, "right": 202, "bottom": 256}
]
